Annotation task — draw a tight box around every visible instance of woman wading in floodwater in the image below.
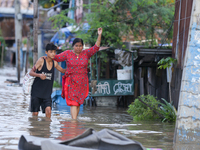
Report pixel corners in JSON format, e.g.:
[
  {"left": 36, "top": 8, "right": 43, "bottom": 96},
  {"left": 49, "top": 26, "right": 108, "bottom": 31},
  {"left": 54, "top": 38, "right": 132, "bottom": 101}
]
[{"left": 54, "top": 28, "right": 102, "bottom": 119}]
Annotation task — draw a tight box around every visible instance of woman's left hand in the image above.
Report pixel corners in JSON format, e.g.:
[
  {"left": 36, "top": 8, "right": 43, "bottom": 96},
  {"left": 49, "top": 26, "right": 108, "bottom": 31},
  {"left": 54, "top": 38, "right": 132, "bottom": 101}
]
[{"left": 98, "top": 28, "right": 103, "bottom": 35}]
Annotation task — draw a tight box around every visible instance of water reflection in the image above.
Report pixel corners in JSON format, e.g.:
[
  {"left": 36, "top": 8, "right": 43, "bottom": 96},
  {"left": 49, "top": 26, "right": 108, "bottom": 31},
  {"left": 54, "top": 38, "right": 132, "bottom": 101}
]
[
  {"left": 125, "top": 121, "right": 175, "bottom": 149},
  {"left": 57, "top": 120, "right": 86, "bottom": 141},
  {"left": 0, "top": 67, "right": 179, "bottom": 149},
  {"left": 28, "top": 117, "right": 52, "bottom": 138},
  {"left": 0, "top": 88, "right": 175, "bottom": 150}
]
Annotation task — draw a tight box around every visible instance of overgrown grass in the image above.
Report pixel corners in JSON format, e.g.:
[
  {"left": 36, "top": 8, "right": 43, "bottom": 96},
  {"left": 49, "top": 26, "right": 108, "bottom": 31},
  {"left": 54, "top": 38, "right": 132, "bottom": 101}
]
[{"left": 127, "top": 95, "right": 177, "bottom": 122}]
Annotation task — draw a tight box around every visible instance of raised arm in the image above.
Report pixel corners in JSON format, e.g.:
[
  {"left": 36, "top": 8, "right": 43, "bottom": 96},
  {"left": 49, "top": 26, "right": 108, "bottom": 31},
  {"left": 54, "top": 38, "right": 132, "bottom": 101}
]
[
  {"left": 95, "top": 28, "right": 102, "bottom": 47},
  {"left": 54, "top": 50, "right": 68, "bottom": 62},
  {"left": 86, "top": 28, "right": 102, "bottom": 58}
]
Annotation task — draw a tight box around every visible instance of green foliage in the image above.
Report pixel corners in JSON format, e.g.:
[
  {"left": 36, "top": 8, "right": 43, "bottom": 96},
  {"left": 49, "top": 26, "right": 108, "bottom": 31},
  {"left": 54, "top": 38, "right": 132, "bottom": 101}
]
[
  {"left": 49, "top": 9, "right": 75, "bottom": 29},
  {"left": 127, "top": 95, "right": 177, "bottom": 122},
  {"left": 76, "top": 0, "right": 129, "bottom": 47},
  {"left": 158, "top": 98, "right": 177, "bottom": 122},
  {"left": 38, "top": 0, "right": 54, "bottom": 7},
  {"left": 127, "top": 95, "right": 160, "bottom": 121},
  {"left": 22, "top": 38, "right": 27, "bottom": 45},
  {"left": 90, "top": 50, "right": 109, "bottom": 79},
  {"left": 60, "top": 42, "right": 73, "bottom": 51},
  {"left": 157, "top": 57, "right": 177, "bottom": 69},
  {"left": 53, "top": 81, "right": 62, "bottom": 88},
  {"left": 49, "top": 0, "right": 175, "bottom": 48},
  {"left": 29, "top": 57, "right": 33, "bottom": 68},
  {"left": 38, "top": 0, "right": 69, "bottom": 7}
]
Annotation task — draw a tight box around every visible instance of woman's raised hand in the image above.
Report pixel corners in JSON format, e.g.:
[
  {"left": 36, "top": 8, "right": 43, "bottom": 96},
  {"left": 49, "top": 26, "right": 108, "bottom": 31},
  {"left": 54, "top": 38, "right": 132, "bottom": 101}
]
[{"left": 98, "top": 28, "right": 103, "bottom": 35}]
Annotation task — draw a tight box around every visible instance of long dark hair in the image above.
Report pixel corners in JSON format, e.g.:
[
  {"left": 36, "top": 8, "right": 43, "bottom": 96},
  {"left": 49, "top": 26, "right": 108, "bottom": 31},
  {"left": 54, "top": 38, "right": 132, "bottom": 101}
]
[{"left": 72, "top": 38, "right": 84, "bottom": 47}]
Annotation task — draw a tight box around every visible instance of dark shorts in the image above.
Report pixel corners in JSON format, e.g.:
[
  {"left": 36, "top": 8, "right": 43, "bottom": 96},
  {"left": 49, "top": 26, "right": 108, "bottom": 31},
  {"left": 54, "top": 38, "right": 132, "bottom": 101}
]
[{"left": 31, "top": 96, "right": 52, "bottom": 113}]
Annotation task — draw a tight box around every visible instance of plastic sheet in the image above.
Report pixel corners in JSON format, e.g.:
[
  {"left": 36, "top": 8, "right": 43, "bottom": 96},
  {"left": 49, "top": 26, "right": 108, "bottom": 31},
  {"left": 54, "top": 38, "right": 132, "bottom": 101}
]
[{"left": 18, "top": 128, "right": 145, "bottom": 150}]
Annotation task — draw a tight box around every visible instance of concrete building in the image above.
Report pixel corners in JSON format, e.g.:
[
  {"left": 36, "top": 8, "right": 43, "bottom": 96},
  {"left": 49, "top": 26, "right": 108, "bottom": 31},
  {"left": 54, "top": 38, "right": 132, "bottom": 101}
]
[
  {"left": 0, "top": 0, "right": 33, "bottom": 66},
  {"left": 174, "top": 0, "right": 200, "bottom": 149}
]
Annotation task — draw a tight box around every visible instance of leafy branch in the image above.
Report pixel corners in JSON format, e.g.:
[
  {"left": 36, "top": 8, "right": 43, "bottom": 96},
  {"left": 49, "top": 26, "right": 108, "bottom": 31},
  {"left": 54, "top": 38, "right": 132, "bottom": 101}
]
[
  {"left": 127, "top": 95, "right": 177, "bottom": 122},
  {"left": 157, "top": 57, "right": 177, "bottom": 69}
]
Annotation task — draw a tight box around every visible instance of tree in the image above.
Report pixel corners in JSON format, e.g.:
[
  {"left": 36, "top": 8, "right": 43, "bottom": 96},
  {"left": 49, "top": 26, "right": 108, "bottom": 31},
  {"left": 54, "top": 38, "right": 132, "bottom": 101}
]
[
  {"left": 44, "top": 0, "right": 174, "bottom": 48},
  {"left": 46, "top": 0, "right": 174, "bottom": 79},
  {"left": 73, "top": 0, "right": 174, "bottom": 48}
]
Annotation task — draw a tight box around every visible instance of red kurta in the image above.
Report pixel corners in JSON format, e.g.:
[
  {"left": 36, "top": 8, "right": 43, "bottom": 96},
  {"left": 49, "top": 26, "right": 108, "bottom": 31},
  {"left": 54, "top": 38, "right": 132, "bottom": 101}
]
[{"left": 54, "top": 44, "right": 100, "bottom": 106}]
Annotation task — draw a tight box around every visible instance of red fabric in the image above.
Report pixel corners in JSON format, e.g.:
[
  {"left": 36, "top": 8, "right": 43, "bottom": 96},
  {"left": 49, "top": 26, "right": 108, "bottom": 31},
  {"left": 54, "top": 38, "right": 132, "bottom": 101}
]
[
  {"left": 57, "top": 121, "right": 86, "bottom": 141},
  {"left": 54, "top": 44, "right": 100, "bottom": 106},
  {"left": 61, "top": 75, "right": 66, "bottom": 98},
  {"left": 64, "top": 76, "right": 89, "bottom": 106}
]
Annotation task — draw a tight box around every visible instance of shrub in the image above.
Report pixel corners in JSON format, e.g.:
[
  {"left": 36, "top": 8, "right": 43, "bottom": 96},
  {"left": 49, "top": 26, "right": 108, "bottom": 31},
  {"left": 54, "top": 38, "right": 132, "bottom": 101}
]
[
  {"left": 157, "top": 98, "right": 177, "bottom": 122},
  {"left": 127, "top": 95, "right": 177, "bottom": 122},
  {"left": 127, "top": 95, "right": 160, "bottom": 121}
]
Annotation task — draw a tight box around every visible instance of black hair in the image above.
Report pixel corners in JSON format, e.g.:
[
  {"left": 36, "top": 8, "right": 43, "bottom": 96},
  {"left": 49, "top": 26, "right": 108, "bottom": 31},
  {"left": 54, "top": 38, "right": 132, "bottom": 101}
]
[
  {"left": 45, "top": 43, "right": 57, "bottom": 52},
  {"left": 72, "top": 38, "right": 84, "bottom": 47}
]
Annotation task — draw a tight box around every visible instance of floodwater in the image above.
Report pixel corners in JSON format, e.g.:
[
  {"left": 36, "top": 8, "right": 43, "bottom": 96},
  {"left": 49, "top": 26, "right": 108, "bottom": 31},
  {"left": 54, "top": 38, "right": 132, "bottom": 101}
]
[{"left": 0, "top": 67, "right": 175, "bottom": 150}]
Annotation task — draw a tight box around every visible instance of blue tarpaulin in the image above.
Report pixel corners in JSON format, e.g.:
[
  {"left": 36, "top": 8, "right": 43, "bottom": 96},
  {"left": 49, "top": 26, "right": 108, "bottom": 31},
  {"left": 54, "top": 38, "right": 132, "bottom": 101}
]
[
  {"left": 50, "top": 23, "right": 90, "bottom": 45},
  {"left": 50, "top": 28, "right": 74, "bottom": 45}
]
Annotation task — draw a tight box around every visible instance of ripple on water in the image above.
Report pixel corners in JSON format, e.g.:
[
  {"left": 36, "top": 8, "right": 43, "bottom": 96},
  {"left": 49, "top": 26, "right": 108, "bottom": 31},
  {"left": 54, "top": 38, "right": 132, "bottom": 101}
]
[
  {"left": 115, "top": 129, "right": 163, "bottom": 134},
  {"left": 96, "top": 123, "right": 142, "bottom": 127}
]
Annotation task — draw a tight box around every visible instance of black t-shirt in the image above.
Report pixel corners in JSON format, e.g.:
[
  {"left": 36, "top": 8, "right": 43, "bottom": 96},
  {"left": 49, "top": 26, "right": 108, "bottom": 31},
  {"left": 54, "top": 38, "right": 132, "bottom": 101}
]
[{"left": 31, "top": 59, "right": 54, "bottom": 99}]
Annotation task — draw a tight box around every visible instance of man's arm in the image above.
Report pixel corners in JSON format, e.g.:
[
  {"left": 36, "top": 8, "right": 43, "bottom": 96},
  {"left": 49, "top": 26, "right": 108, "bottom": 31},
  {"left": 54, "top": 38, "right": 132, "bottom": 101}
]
[
  {"left": 54, "top": 61, "right": 66, "bottom": 73},
  {"left": 29, "top": 58, "right": 46, "bottom": 80}
]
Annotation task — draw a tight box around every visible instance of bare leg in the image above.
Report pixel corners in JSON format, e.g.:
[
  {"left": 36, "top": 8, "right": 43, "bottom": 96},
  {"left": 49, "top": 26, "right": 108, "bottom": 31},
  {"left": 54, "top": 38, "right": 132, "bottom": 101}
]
[
  {"left": 32, "top": 112, "right": 38, "bottom": 116},
  {"left": 77, "top": 106, "right": 80, "bottom": 117},
  {"left": 71, "top": 106, "right": 78, "bottom": 119},
  {"left": 45, "top": 106, "right": 51, "bottom": 119}
]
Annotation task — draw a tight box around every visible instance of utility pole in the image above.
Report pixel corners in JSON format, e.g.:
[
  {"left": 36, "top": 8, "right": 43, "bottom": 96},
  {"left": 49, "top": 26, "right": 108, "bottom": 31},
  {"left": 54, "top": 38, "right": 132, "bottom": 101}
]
[
  {"left": 17, "top": 39, "right": 20, "bottom": 83},
  {"left": 15, "top": 0, "right": 22, "bottom": 81},
  {"left": 25, "top": 33, "right": 30, "bottom": 75},
  {"left": 1, "top": 44, "right": 4, "bottom": 68},
  {"left": 33, "top": 0, "right": 38, "bottom": 65}
]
